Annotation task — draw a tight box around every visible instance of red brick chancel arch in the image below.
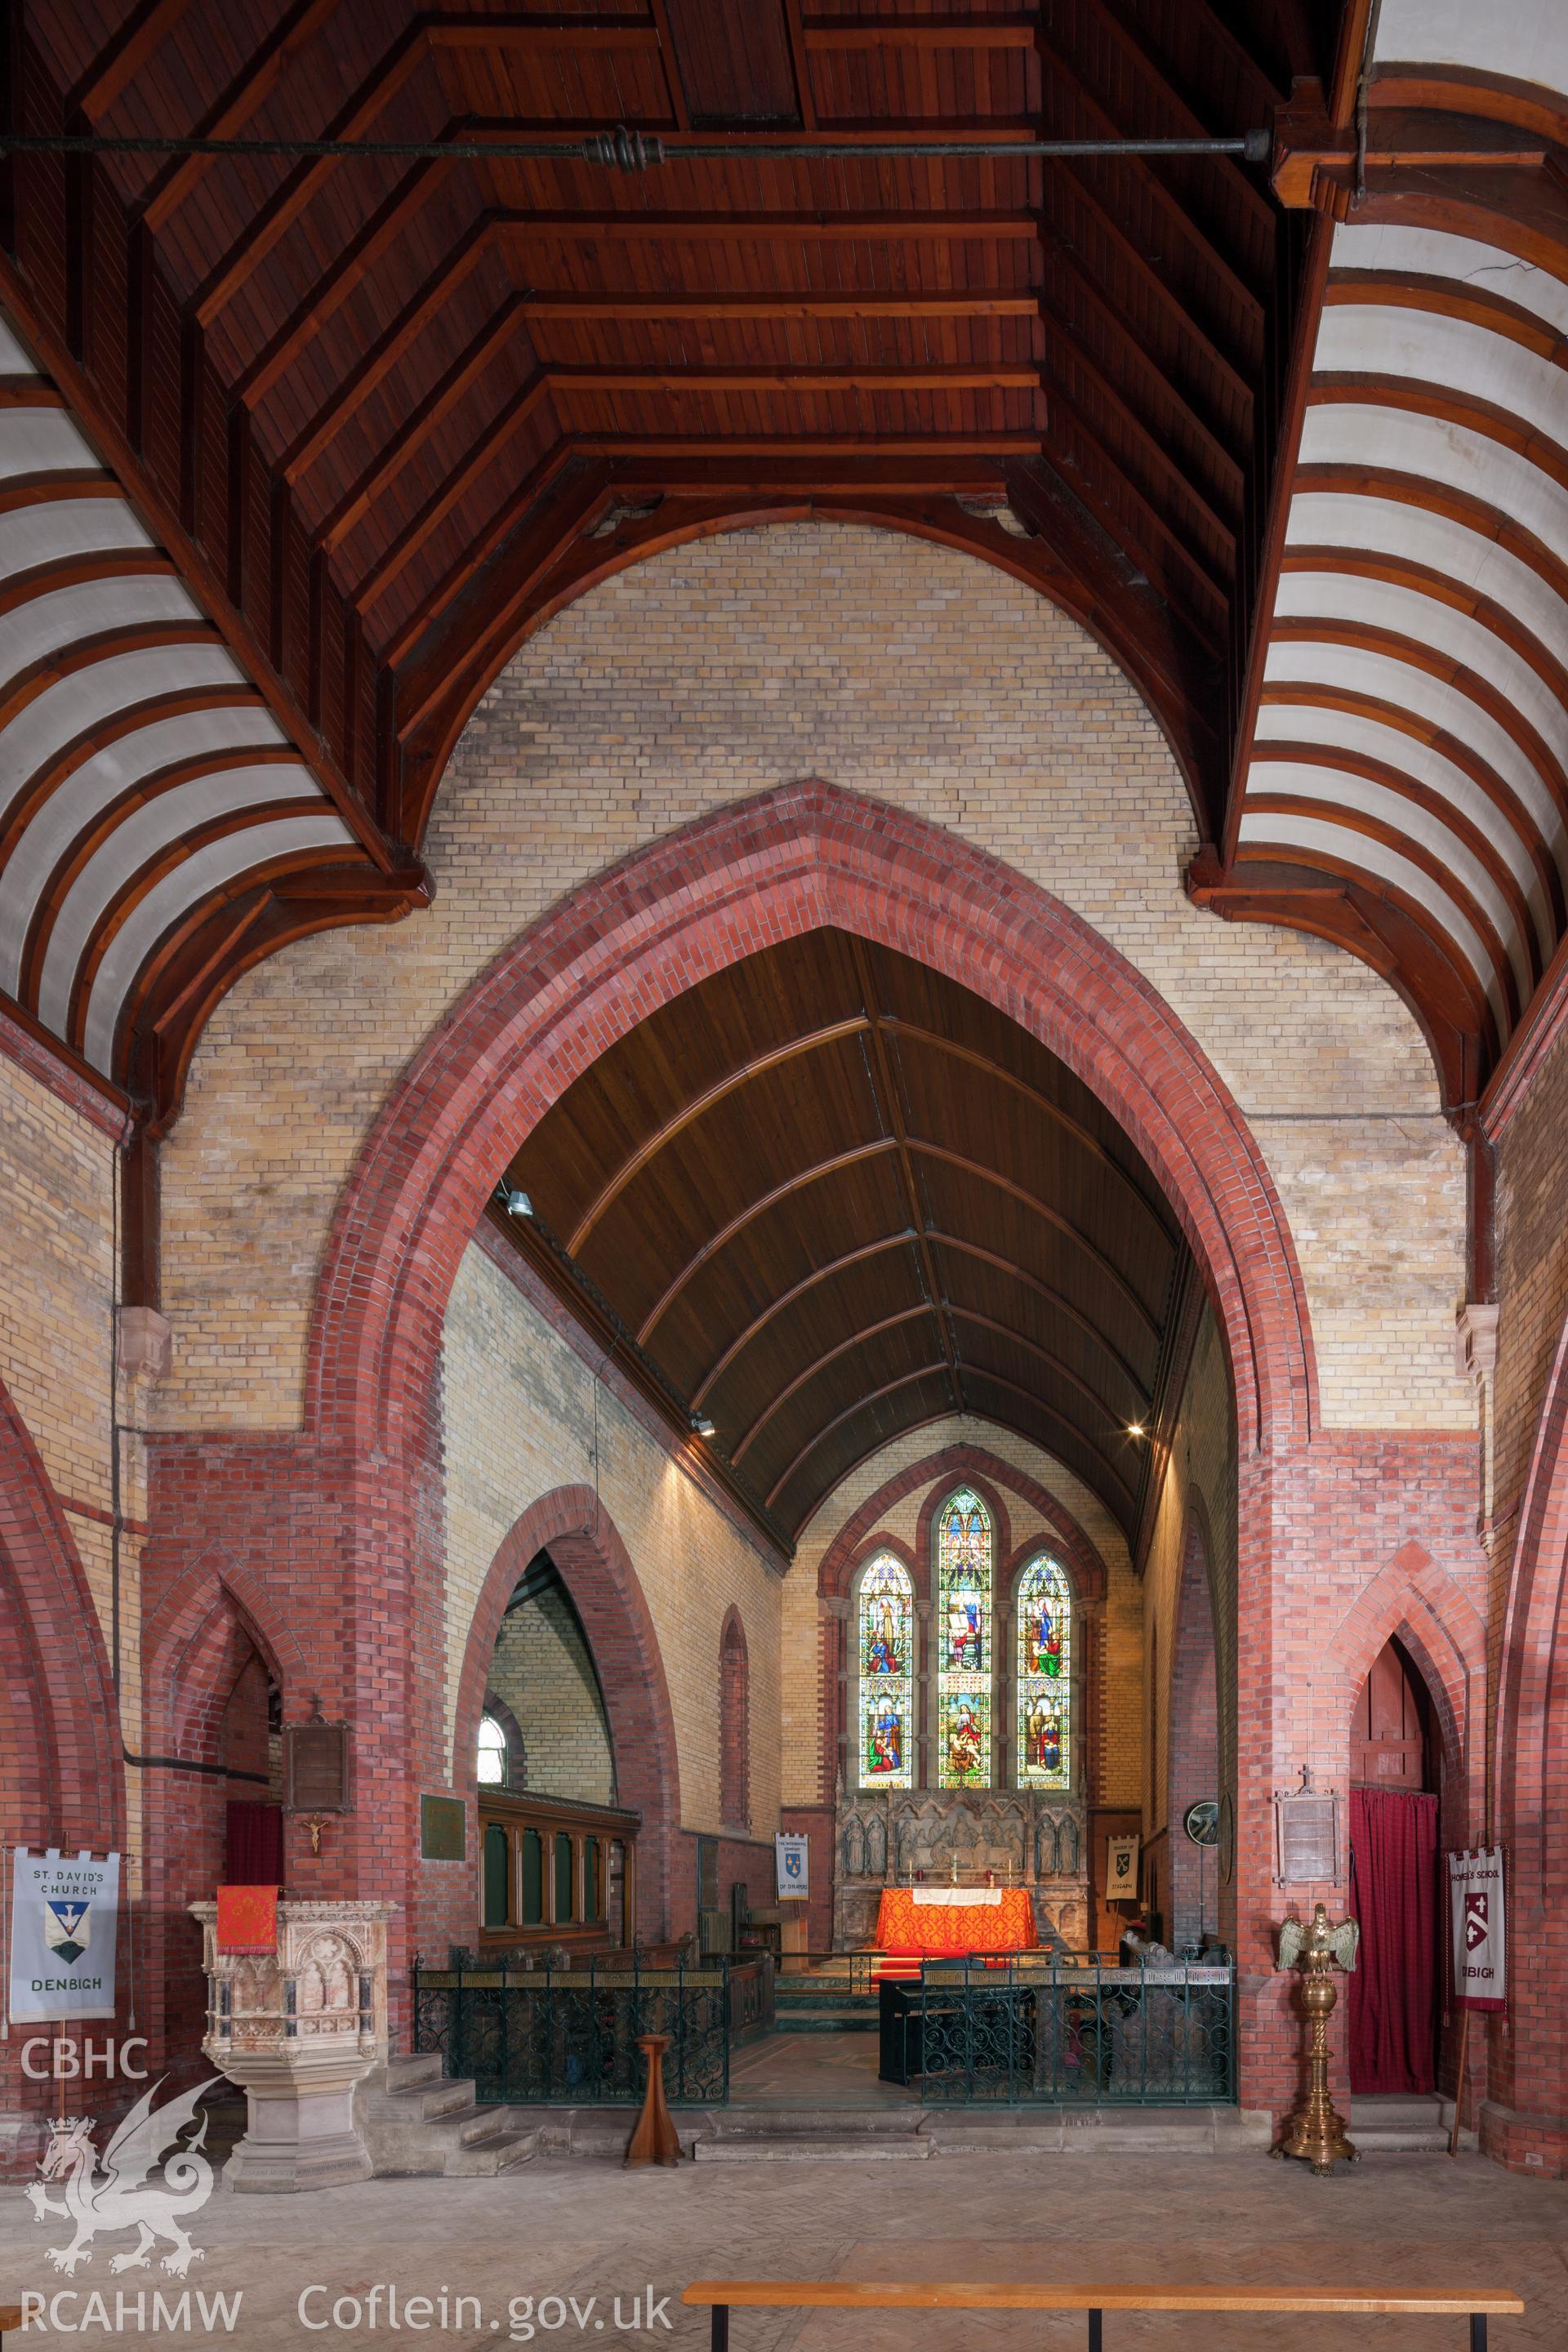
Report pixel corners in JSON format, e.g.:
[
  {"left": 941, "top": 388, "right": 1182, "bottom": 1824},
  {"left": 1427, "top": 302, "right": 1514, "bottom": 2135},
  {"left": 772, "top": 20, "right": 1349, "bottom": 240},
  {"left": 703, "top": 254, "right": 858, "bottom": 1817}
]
[
  {"left": 453, "top": 1488, "right": 682, "bottom": 1940},
  {"left": 307, "top": 782, "right": 1316, "bottom": 1470},
  {"left": 292, "top": 779, "right": 1321, "bottom": 2091}
]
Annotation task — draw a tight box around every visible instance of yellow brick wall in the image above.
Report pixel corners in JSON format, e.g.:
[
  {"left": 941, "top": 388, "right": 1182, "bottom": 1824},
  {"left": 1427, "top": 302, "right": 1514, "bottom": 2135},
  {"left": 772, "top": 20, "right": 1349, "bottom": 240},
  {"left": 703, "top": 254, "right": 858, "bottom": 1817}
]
[
  {"left": 1140, "top": 1311, "right": 1236, "bottom": 1851},
  {"left": 487, "top": 1584, "right": 616, "bottom": 1806},
  {"left": 0, "top": 1051, "right": 147, "bottom": 1877},
  {"left": 441, "top": 1238, "right": 782, "bottom": 1838},
  {"left": 780, "top": 1412, "right": 1143, "bottom": 1811},
  {"left": 157, "top": 523, "right": 1473, "bottom": 1442}
]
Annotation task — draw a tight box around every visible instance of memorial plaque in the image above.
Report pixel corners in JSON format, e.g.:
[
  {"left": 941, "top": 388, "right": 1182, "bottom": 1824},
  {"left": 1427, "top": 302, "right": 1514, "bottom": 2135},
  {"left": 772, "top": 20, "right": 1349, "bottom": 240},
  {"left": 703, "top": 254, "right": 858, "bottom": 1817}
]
[
  {"left": 1274, "top": 1789, "right": 1339, "bottom": 1882},
  {"left": 284, "top": 1720, "right": 352, "bottom": 1812},
  {"left": 421, "top": 1795, "right": 467, "bottom": 1862}
]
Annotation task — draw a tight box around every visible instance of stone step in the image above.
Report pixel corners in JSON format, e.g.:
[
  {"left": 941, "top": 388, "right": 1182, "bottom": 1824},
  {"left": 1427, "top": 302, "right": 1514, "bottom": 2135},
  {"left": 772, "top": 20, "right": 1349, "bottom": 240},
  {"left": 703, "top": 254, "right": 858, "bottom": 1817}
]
[
  {"left": 385, "top": 2051, "right": 446, "bottom": 2094},
  {"left": 694, "top": 2132, "right": 930, "bottom": 2163},
  {"left": 1349, "top": 2094, "right": 1466, "bottom": 2154},
  {"left": 445, "top": 2118, "right": 540, "bottom": 2176},
  {"left": 924, "top": 2107, "right": 1268, "bottom": 2156},
  {"left": 710, "top": 2107, "right": 923, "bottom": 2139}
]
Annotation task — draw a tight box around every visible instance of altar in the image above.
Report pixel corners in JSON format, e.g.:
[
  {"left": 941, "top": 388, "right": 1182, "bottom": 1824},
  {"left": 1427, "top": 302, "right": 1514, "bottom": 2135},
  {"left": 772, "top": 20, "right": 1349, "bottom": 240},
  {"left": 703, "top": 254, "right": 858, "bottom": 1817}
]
[
  {"left": 874, "top": 1885, "right": 1038, "bottom": 1957},
  {"left": 834, "top": 1786, "right": 1090, "bottom": 1953}
]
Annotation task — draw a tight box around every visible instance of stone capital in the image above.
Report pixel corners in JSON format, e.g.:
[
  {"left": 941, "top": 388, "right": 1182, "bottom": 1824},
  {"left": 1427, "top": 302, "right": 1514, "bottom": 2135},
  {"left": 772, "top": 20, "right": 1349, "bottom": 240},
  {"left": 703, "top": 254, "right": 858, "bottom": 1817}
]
[
  {"left": 118, "top": 1304, "right": 173, "bottom": 1382},
  {"left": 1454, "top": 1302, "right": 1499, "bottom": 1383}
]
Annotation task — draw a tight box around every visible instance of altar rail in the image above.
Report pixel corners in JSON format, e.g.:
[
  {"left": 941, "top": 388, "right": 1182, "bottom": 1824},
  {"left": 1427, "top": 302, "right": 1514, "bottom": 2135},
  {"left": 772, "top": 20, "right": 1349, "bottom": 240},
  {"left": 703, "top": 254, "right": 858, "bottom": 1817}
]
[
  {"left": 409, "top": 1950, "right": 773, "bottom": 2106},
  {"left": 905, "top": 1956, "right": 1236, "bottom": 2105},
  {"left": 683, "top": 2280, "right": 1524, "bottom": 2352}
]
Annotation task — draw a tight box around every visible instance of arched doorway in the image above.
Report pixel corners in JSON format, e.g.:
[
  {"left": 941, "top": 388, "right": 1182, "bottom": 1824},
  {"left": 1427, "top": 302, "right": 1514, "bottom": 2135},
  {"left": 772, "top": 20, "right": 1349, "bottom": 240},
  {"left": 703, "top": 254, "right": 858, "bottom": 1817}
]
[{"left": 1348, "top": 1635, "right": 1441, "bottom": 2097}]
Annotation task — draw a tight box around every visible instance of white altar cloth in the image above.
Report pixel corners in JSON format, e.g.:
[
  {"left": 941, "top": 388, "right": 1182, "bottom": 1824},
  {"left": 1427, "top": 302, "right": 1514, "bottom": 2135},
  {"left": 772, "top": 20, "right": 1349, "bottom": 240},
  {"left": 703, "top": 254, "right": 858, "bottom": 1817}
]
[{"left": 910, "top": 1886, "right": 1004, "bottom": 1906}]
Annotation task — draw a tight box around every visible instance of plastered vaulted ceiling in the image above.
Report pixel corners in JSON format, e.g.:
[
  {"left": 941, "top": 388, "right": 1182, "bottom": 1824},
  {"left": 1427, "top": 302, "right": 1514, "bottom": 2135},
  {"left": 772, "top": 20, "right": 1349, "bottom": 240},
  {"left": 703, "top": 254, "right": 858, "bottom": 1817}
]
[{"left": 0, "top": 0, "right": 1564, "bottom": 1149}]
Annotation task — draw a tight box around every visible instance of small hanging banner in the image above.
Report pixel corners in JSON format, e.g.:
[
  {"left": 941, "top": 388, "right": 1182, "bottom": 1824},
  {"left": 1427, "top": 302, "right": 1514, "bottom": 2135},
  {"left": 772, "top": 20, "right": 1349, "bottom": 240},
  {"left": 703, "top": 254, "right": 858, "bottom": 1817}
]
[
  {"left": 1449, "top": 1846, "right": 1506, "bottom": 2013},
  {"left": 216, "top": 1884, "right": 279, "bottom": 1953},
  {"left": 774, "top": 1833, "right": 810, "bottom": 1902},
  {"left": 9, "top": 1847, "right": 121, "bottom": 2022},
  {"left": 1105, "top": 1834, "right": 1140, "bottom": 1900}
]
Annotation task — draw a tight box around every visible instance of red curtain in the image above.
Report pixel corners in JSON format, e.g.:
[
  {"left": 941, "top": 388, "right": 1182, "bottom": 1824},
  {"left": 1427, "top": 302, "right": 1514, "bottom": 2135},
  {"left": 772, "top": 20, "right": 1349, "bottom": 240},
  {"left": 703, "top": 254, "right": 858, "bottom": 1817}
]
[
  {"left": 1348, "top": 1787, "right": 1439, "bottom": 2095},
  {"left": 225, "top": 1800, "right": 283, "bottom": 1886}
]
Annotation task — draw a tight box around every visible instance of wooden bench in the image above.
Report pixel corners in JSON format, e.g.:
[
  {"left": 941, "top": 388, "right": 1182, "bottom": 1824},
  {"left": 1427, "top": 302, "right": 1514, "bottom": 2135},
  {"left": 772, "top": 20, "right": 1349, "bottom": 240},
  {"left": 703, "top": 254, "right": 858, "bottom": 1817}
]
[
  {"left": 683, "top": 2280, "right": 1525, "bottom": 2352},
  {"left": 0, "top": 2308, "right": 21, "bottom": 2347}
]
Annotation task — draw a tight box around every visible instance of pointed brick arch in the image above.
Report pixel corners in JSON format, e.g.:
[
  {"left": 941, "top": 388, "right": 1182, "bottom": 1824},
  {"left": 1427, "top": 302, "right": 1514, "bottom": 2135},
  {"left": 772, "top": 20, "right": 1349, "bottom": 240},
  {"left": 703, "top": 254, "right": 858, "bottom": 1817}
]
[
  {"left": 1318, "top": 1538, "right": 1484, "bottom": 1824},
  {"left": 454, "top": 1486, "right": 682, "bottom": 1939},
  {"left": 306, "top": 782, "right": 1316, "bottom": 1472}
]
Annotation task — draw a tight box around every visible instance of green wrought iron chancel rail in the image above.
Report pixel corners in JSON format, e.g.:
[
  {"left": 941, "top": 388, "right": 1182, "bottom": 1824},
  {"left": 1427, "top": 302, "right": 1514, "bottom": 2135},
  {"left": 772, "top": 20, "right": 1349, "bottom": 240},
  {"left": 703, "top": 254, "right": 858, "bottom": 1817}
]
[
  {"left": 900, "top": 1957, "right": 1236, "bottom": 2105},
  {"left": 410, "top": 1949, "right": 771, "bottom": 2105}
]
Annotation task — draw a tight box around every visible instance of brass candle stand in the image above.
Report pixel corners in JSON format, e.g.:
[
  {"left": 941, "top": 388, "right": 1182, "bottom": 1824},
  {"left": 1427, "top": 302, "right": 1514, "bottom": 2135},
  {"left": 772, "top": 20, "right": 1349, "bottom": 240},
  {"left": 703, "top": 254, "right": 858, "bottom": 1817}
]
[{"left": 1272, "top": 1902, "right": 1361, "bottom": 2176}]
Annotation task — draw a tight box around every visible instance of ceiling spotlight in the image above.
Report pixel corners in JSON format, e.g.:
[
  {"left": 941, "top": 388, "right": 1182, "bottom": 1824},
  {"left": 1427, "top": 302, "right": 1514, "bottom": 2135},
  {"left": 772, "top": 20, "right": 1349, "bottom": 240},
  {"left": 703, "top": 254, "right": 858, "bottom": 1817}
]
[
  {"left": 504, "top": 1188, "right": 533, "bottom": 1218},
  {"left": 691, "top": 1414, "right": 716, "bottom": 1440},
  {"left": 1126, "top": 1422, "right": 1147, "bottom": 1438}
]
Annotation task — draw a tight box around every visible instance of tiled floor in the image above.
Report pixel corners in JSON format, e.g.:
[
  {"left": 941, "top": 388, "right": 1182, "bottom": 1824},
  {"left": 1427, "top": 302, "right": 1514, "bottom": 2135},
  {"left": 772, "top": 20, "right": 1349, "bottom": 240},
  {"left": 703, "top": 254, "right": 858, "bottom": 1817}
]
[
  {"left": 1, "top": 2136, "right": 1561, "bottom": 2352},
  {"left": 729, "top": 2033, "right": 913, "bottom": 2108}
]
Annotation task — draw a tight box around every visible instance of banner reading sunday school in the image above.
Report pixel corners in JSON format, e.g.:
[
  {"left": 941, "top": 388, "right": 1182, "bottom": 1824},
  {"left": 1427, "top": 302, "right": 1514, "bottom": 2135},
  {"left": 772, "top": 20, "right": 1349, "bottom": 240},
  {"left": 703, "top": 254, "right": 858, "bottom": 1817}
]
[
  {"left": 8, "top": 1848, "right": 120, "bottom": 2022},
  {"left": 1449, "top": 1846, "right": 1507, "bottom": 2015}
]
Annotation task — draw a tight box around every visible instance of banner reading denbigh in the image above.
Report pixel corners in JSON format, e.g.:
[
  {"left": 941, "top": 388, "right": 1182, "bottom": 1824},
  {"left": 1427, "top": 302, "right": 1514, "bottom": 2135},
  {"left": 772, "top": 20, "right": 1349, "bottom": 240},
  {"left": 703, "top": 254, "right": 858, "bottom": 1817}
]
[{"left": 1448, "top": 1846, "right": 1506, "bottom": 2015}]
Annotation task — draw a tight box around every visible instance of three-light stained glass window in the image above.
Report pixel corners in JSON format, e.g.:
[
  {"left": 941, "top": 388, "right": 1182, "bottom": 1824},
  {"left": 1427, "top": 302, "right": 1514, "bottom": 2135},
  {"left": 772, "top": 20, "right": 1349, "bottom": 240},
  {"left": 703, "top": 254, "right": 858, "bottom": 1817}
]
[
  {"left": 858, "top": 1552, "right": 913, "bottom": 1789},
  {"left": 937, "top": 1487, "right": 991, "bottom": 1788},
  {"left": 1016, "top": 1555, "right": 1071, "bottom": 1790}
]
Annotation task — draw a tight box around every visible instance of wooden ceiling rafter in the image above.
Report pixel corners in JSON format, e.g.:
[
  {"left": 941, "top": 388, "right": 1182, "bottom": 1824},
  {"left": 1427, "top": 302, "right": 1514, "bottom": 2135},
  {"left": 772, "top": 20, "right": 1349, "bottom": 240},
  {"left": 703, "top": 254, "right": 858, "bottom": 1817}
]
[
  {"left": 635, "top": 1134, "right": 904, "bottom": 1347},
  {"left": 1257, "top": 696, "right": 1566, "bottom": 935},
  {"left": 763, "top": 1363, "right": 951, "bottom": 1511},
  {"left": 6, "top": 0, "right": 1309, "bottom": 1132},
  {"left": 730, "top": 1303, "right": 938, "bottom": 1464},
  {"left": 1032, "top": 23, "right": 1268, "bottom": 324},
  {"left": 1280, "top": 542, "right": 1568, "bottom": 723},
  {"left": 689, "top": 1229, "right": 919, "bottom": 1408},
  {"left": 929, "top": 1230, "right": 1152, "bottom": 1403},
  {"left": 1269, "top": 616, "right": 1568, "bottom": 819},
  {"left": 849, "top": 930, "right": 964, "bottom": 1418},
  {"left": 568, "top": 1012, "right": 872, "bottom": 1255},
  {"left": 1242, "top": 786, "right": 1525, "bottom": 1022}
]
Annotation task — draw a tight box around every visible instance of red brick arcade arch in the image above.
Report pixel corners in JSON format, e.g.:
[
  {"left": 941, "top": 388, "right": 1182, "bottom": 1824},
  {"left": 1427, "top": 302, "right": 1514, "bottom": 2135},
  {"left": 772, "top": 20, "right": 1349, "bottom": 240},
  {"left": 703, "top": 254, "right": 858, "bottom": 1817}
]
[{"left": 453, "top": 1488, "right": 683, "bottom": 1940}]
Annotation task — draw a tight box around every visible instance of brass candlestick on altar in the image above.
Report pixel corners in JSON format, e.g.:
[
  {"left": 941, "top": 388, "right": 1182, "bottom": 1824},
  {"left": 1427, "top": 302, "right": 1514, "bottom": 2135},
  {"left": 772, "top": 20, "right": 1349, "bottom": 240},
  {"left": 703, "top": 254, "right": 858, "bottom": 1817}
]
[{"left": 1271, "top": 1902, "right": 1361, "bottom": 2176}]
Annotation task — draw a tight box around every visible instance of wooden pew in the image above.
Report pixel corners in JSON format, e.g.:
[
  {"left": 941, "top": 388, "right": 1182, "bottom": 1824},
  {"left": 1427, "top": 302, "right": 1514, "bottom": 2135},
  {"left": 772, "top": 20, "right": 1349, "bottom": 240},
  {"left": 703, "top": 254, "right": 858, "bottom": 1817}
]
[{"left": 683, "top": 2279, "right": 1526, "bottom": 2352}]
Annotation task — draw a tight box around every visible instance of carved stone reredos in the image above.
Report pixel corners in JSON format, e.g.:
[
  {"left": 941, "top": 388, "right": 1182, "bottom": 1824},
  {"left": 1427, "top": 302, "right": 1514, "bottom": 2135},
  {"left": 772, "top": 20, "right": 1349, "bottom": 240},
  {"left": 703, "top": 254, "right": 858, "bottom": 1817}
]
[{"left": 830, "top": 1788, "right": 1090, "bottom": 1954}]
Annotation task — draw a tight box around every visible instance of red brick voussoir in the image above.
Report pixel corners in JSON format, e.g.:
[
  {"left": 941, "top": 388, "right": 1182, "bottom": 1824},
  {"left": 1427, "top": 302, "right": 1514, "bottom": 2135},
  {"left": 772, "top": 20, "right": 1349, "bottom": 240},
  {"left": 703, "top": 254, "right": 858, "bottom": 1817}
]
[{"left": 305, "top": 780, "right": 1317, "bottom": 1465}]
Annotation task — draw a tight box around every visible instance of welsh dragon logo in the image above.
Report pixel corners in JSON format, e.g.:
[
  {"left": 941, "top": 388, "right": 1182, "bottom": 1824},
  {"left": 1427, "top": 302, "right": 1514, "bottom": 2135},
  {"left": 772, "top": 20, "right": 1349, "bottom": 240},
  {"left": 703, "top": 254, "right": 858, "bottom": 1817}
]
[{"left": 26, "top": 2077, "right": 220, "bottom": 2276}]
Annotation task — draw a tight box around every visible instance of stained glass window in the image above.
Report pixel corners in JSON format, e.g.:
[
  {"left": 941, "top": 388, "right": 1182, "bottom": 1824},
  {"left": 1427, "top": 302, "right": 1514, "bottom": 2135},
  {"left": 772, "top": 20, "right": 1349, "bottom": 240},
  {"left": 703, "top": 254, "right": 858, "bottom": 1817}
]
[
  {"left": 937, "top": 1487, "right": 991, "bottom": 1787},
  {"left": 1016, "top": 1556, "right": 1071, "bottom": 1790},
  {"left": 857, "top": 1553, "right": 913, "bottom": 1790}
]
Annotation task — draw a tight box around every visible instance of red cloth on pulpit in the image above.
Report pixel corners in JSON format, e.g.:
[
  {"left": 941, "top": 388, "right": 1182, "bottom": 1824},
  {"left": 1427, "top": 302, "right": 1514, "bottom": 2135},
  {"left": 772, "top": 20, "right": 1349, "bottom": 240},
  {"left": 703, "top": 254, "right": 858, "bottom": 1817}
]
[
  {"left": 873, "top": 1887, "right": 1037, "bottom": 1957},
  {"left": 216, "top": 1883, "right": 278, "bottom": 1953}
]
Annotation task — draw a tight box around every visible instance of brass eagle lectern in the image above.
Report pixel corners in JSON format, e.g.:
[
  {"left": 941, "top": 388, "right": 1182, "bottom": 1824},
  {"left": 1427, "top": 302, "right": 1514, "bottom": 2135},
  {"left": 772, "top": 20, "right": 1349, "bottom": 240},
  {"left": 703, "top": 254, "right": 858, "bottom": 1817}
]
[{"left": 1272, "top": 1902, "right": 1361, "bottom": 2176}]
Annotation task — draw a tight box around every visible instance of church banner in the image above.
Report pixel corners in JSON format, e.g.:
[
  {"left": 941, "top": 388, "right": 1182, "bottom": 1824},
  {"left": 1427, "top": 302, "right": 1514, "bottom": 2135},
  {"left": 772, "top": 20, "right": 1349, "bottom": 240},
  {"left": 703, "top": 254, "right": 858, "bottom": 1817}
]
[
  {"left": 8, "top": 1848, "right": 121, "bottom": 2023},
  {"left": 1449, "top": 1846, "right": 1506, "bottom": 2013},
  {"left": 1105, "top": 1833, "right": 1140, "bottom": 1901},
  {"left": 774, "top": 1833, "right": 810, "bottom": 1902}
]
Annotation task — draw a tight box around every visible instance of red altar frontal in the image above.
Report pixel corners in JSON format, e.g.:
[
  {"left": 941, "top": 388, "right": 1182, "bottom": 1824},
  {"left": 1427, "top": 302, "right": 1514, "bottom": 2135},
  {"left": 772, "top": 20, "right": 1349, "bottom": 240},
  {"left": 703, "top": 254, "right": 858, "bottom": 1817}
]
[{"left": 874, "top": 1886, "right": 1039, "bottom": 1957}]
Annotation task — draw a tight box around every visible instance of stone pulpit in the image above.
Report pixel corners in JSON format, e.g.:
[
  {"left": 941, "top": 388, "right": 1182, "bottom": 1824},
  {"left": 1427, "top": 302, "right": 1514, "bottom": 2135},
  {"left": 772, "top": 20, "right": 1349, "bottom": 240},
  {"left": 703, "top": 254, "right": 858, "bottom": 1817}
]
[{"left": 191, "top": 1898, "right": 396, "bottom": 2192}]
